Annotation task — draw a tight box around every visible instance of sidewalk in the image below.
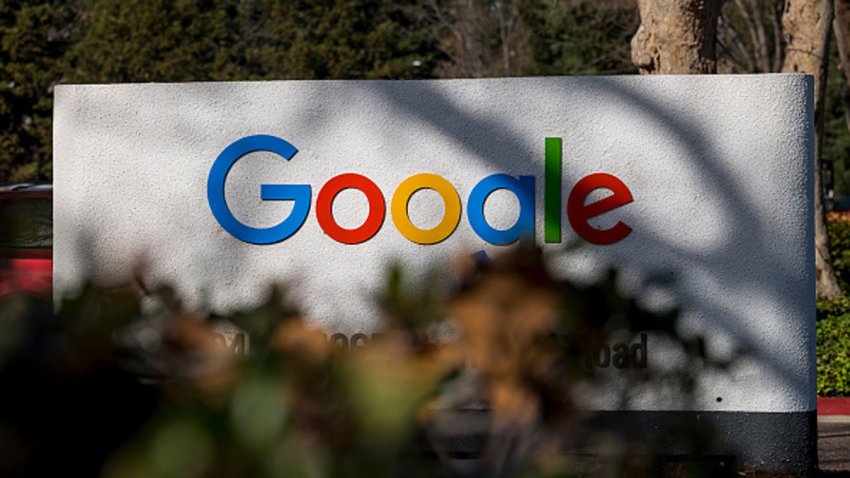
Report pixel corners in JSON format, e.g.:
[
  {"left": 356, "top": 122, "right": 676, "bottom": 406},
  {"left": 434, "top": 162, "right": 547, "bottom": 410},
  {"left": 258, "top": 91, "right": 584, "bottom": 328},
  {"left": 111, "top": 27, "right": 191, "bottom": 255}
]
[{"left": 819, "top": 398, "right": 850, "bottom": 475}]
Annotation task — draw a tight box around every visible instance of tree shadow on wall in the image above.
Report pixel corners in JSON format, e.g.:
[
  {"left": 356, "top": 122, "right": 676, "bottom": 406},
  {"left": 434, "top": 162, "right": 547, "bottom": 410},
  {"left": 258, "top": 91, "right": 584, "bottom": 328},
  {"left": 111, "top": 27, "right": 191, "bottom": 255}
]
[{"left": 372, "top": 76, "right": 813, "bottom": 413}]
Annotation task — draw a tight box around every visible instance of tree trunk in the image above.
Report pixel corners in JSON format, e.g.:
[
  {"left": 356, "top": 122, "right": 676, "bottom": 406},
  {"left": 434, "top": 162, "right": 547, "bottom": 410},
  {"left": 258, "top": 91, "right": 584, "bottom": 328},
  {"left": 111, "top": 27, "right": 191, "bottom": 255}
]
[
  {"left": 631, "top": 0, "right": 724, "bottom": 73},
  {"left": 835, "top": 0, "right": 850, "bottom": 134},
  {"left": 782, "top": 0, "right": 842, "bottom": 298}
]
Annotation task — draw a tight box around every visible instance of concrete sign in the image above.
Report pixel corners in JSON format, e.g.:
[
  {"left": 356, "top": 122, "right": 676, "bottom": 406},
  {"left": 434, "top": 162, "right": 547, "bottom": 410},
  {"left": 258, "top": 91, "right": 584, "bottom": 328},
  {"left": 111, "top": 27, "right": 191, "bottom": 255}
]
[{"left": 54, "top": 76, "right": 815, "bottom": 470}]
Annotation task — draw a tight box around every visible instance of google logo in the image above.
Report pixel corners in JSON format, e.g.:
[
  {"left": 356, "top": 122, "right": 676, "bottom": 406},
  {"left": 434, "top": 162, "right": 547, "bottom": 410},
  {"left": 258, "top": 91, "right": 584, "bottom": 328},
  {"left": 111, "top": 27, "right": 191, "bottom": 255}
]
[{"left": 208, "top": 135, "right": 633, "bottom": 246}]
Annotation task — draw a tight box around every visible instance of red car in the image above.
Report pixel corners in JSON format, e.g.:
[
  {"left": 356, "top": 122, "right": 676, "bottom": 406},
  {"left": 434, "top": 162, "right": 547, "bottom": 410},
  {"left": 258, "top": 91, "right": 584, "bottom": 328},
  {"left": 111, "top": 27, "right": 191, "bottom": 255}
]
[{"left": 0, "top": 182, "right": 52, "bottom": 298}]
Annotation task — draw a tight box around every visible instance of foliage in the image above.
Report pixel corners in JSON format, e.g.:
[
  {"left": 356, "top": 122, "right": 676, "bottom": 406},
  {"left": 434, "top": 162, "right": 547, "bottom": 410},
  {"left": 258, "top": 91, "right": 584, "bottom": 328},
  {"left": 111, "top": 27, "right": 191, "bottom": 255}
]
[
  {"left": 65, "top": 0, "right": 438, "bottom": 83},
  {"left": 820, "top": 212, "right": 850, "bottom": 396},
  {"left": 816, "top": 214, "right": 850, "bottom": 395},
  {"left": 825, "top": 43, "right": 850, "bottom": 195},
  {"left": 0, "top": 0, "right": 76, "bottom": 181},
  {"left": 270, "top": 0, "right": 437, "bottom": 80},
  {"left": 65, "top": 0, "right": 245, "bottom": 83},
  {"left": 0, "top": 0, "right": 439, "bottom": 182},
  {"left": 827, "top": 212, "right": 850, "bottom": 292},
  {"left": 817, "top": 294, "right": 850, "bottom": 322},
  {"left": 519, "top": 0, "right": 638, "bottom": 75},
  {"left": 0, "top": 244, "right": 727, "bottom": 476},
  {"left": 815, "top": 297, "right": 850, "bottom": 396}
]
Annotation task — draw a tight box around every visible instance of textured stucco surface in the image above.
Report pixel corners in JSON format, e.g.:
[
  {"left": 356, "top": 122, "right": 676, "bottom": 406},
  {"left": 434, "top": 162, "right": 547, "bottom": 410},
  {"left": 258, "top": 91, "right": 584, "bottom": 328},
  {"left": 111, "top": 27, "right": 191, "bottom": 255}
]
[{"left": 54, "top": 75, "right": 815, "bottom": 413}]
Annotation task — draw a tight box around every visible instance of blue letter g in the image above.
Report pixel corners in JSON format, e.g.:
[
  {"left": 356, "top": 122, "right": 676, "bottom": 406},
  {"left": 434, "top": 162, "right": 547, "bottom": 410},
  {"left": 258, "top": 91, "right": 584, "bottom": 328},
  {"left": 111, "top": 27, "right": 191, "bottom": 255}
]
[{"left": 207, "top": 135, "right": 311, "bottom": 244}]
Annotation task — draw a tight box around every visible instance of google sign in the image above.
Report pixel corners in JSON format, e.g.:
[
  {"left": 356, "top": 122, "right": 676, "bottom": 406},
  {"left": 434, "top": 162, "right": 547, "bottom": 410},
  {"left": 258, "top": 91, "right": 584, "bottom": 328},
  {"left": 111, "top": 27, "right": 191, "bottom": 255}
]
[
  {"left": 54, "top": 78, "right": 815, "bottom": 470},
  {"left": 208, "top": 135, "right": 633, "bottom": 246},
  {"left": 54, "top": 76, "right": 816, "bottom": 471}
]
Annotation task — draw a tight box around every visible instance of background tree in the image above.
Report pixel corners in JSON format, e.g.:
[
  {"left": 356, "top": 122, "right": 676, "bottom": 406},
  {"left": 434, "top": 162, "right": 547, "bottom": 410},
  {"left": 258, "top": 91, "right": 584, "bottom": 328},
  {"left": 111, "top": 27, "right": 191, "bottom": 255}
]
[
  {"left": 519, "top": 0, "right": 638, "bottom": 75},
  {"left": 782, "top": 0, "right": 841, "bottom": 298},
  {"left": 425, "top": 0, "right": 527, "bottom": 77},
  {"left": 834, "top": 0, "right": 850, "bottom": 166},
  {"left": 631, "top": 0, "right": 723, "bottom": 74},
  {"left": 0, "top": 0, "right": 75, "bottom": 180},
  {"left": 825, "top": 41, "right": 850, "bottom": 197},
  {"left": 66, "top": 0, "right": 438, "bottom": 83},
  {"left": 65, "top": 0, "right": 244, "bottom": 83},
  {"left": 426, "top": 0, "right": 641, "bottom": 77},
  {"left": 260, "top": 0, "right": 437, "bottom": 79},
  {"left": 0, "top": 0, "right": 440, "bottom": 183}
]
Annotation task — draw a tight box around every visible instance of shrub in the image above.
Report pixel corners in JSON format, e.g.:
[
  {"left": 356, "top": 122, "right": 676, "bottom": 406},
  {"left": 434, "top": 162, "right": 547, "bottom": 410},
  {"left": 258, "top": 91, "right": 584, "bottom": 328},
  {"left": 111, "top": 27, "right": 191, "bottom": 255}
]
[
  {"left": 821, "top": 215, "right": 850, "bottom": 395},
  {"left": 816, "top": 297, "right": 850, "bottom": 396},
  {"left": 827, "top": 212, "right": 850, "bottom": 293},
  {"left": 816, "top": 296, "right": 850, "bottom": 322},
  {"left": 0, "top": 248, "right": 720, "bottom": 476}
]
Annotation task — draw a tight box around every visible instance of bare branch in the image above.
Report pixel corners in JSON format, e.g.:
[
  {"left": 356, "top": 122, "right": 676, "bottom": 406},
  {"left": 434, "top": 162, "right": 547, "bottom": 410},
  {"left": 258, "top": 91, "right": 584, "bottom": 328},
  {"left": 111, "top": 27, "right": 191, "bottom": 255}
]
[
  {"left": 770, "top": 1, "right": 783, "bottom": 71},
  {"left": 718, "top": 15, "right": 757, "bottom": 72}
]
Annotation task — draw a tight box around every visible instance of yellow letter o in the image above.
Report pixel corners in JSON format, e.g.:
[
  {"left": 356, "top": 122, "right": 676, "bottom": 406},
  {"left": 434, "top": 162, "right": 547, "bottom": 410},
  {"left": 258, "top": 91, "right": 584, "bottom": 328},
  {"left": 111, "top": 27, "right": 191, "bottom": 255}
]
[{"left": 391, "top": 173, "right": 461, "bottom": 244}]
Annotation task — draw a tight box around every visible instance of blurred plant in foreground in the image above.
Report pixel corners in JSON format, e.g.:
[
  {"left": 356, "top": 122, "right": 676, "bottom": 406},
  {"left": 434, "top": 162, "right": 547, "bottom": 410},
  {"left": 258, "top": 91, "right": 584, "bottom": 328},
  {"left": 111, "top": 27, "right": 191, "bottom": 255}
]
[{"left": 0, "top": 245, "right": 728, "bottom": 477}]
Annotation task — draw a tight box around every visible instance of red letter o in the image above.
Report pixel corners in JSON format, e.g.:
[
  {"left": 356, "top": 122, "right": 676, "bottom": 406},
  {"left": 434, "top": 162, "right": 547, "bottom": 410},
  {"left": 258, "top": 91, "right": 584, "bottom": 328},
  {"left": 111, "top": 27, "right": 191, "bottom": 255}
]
[{"left": 316, "top": 173, "right": 385, "bottom": 244}]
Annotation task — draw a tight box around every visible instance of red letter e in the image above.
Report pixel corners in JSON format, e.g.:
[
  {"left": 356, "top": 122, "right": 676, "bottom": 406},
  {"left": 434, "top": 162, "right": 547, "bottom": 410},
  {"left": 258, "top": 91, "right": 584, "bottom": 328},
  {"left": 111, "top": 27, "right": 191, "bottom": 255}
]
[{"left": 567, "top": 173, "right": 633, "bottom": 245}]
